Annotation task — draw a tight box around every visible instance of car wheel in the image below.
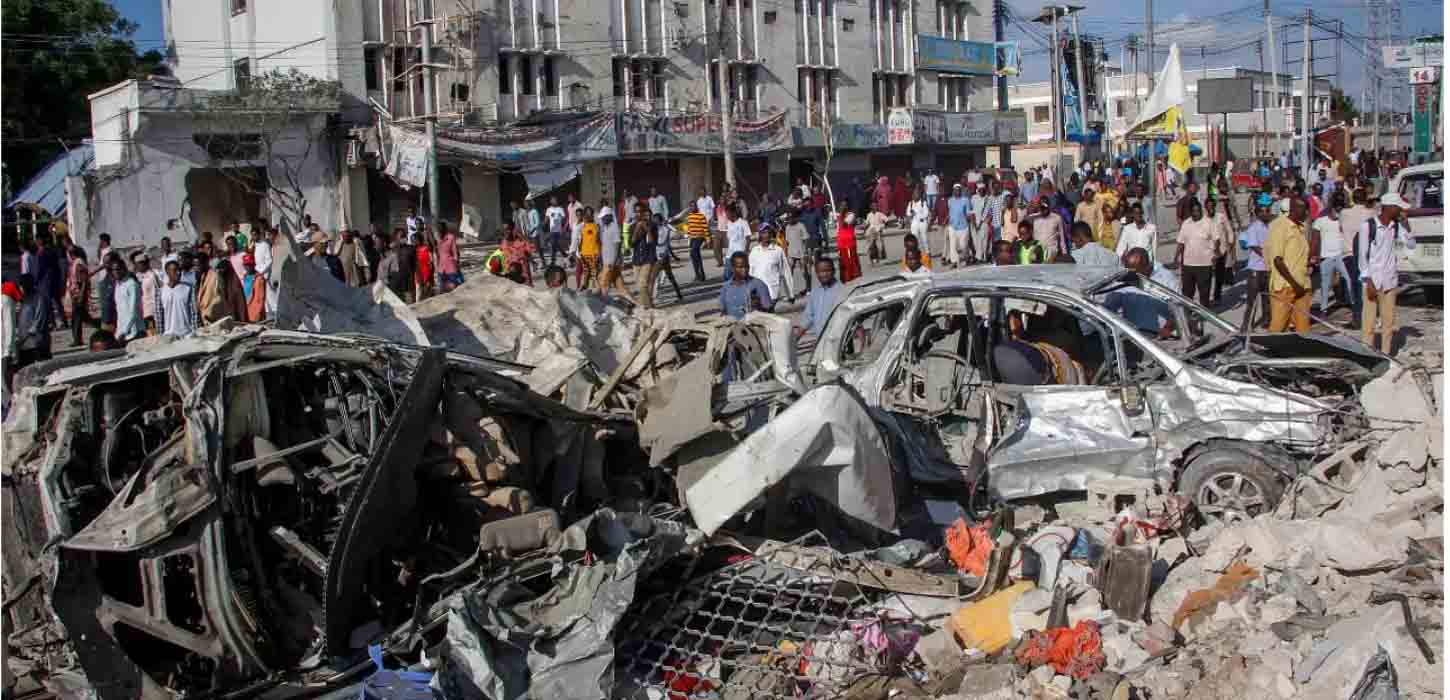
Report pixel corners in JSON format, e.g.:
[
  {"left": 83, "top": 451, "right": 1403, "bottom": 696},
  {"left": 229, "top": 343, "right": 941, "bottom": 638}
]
[{"left": 1178, "top": 447, "right": 1286, "bottom": 524}]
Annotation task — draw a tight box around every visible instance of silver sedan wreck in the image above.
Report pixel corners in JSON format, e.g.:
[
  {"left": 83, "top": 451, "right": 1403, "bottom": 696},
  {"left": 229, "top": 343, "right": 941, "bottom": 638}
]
[
  {"left": 2, "top": 327, "right": 640, "bottom": 698},
  {"left": 807, "top": 265, "right": 1426, "bottom": 520}
]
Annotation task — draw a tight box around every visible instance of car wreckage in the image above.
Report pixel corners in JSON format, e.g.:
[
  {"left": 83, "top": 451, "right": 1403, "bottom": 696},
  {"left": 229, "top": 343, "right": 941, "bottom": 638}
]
[
  {"left": 2, "top": 265, "right": 1437, "bottom": 700},
  {"left": 2, "top": 327, "right": 651, "bottom": 698},
  {"left": 799, "top": 264, "right": 1431, "bottom": 520}
]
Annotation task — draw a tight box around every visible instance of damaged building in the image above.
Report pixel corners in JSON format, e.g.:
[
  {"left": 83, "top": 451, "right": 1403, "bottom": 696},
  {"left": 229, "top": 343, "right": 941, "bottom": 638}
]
[{"left": 4, "top": 262, "right": 1446, "bottom": 700}]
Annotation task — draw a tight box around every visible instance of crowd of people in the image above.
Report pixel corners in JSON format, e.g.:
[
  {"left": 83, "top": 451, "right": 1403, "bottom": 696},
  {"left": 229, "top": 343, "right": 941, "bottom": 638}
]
[{"left": 1, "top": 143, "right": 1424, "bottom": 415}]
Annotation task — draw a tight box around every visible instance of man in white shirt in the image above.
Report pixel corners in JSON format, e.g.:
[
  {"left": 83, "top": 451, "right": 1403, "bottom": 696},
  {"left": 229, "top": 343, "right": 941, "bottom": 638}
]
[
  {"left": 696, "top": 188, "right": 718, "bottom": 266},
  {"left": 1175, "top": 199, "right": 1217, "bottom": 307},
  {"left": 405, "top": 208, "right": 422, "bottom": 244},
  {"left": 648, "top": 187, "right": 669, "bottom": 220},
  {"left": 1115, "top": 203, "right": 1158, "bottom": 265},
  {"left": 725, "top": 204, "right": 750, "bottom": 280},
  {"left": 545, "top": 197, "right": 568, "bottom": 266},
  {"left": 924, "top": 170, "right": 941, "bottom": 212},
  {"left": 1337, "top": 187, "right": 1373, "bottom": 323},
  {"left": 748, "top": 226, "right": 795, "bottom": 302},
  {"left": 1069, "top": 222, "right": 1119, "bottom": 268},
  {"left": 1310, "top": 194, "right": 1348, "bottom": 312},
  {"left": 621, "top": 190, "right": 640, "bottom": 225},
  {"left": 565, "top": 193, "right": 584, "bottom": 231},
  {"left": 865, "top": 205, "right": 889, "bottom": 266},
  {"left": 160, "top": 260, "right": 197, "bottom": 338},
  {"left": 110, "top": 256, "right": 144, "bottom": 342},
  {"left": 969, "top": 184, "right": 988, "bottom": 259},
  {"left": 1358, "top": 193, "right": 1417, "bottom": 354}
]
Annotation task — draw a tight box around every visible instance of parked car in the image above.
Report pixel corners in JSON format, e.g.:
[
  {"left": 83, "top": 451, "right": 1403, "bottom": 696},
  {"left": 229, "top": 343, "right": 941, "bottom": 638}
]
[
  {"left": 1390, "top": 161, "right": 1444, "bottom": 292},
  {"left": 809, "top": 265, "right": 1416, "bottom": 520}
]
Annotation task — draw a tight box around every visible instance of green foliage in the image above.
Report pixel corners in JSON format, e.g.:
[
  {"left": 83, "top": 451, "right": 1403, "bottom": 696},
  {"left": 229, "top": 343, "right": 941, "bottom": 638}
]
[
  {"left": 1330, "top": 88, "right": 1359, "bottom": 123},
  {"left": 2, "top": 0, "right": 166, "bottom": 185}
]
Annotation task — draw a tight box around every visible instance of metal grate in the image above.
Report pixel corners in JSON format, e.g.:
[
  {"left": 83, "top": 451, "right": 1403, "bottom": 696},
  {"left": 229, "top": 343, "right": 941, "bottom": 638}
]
[{"left": 613, "top": 536, "right": 912, "bottom": 699}]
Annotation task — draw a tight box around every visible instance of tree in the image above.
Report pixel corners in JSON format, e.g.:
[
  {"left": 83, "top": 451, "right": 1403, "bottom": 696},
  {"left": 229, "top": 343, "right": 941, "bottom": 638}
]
[
  {"left": 191, "top": 68, "right": 342, "bottom": 233},
  {"left": 1330, "top": 88, "right": 1359, "bottom": 123},
  {"left": 2, "top": 0, "right": 166, "bottom": 186}
]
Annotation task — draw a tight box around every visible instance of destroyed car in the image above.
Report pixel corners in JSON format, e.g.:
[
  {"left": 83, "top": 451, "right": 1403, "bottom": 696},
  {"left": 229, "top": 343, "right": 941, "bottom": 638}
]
[
  {"left": 2, "top": 327, "right": 642, "bottom": 698},
  {"left": 810, "top": 264, "right": 1423, "bottom": 520}
]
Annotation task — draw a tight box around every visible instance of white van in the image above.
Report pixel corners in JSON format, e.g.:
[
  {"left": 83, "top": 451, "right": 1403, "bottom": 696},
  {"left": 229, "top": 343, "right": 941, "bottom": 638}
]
[{"left": 1390, "top": 161, "right": 1444, "bottom": 290}]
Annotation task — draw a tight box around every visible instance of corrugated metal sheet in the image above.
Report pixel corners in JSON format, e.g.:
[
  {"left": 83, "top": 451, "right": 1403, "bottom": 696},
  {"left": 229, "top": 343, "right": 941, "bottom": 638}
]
[{"left": 5, "top": 144, "right": 94, "bottom": 217}]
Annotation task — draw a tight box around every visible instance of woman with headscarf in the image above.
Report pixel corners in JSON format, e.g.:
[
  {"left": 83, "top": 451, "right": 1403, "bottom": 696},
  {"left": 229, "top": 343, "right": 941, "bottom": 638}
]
[
  {"left": 872, "top": 176, "right": 893, "bottom": 219},
  {"left": 837, "top": 205, "right": 862, "bottom": 283},
  {"left": 892, "top": 175, "right": 911, "bottom": 219}
]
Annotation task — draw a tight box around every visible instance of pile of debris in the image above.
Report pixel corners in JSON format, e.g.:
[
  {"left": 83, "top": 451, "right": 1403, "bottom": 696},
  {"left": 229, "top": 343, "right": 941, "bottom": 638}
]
[{"left": 3, "top": 267, "right": 1445, "bottom": 700}]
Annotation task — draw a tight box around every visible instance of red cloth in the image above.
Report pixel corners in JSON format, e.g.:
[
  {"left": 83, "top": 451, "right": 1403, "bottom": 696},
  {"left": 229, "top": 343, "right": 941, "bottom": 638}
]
[
  {"left": 872, "top": 177, "right": 892, "bottom": 216},
  {"left": 892, "top": 176, "right": 910, "bottom": 217},
  {"left": 1013, "top": 621, "right": 1106, "bottom": 680},
  {"left": 415, "top": 245, "right": 434, "bottom": 283},
  {"left": 837, "top": 214, "right": 861, "bottom": 282},
  {"left": 1, "top": 281, "right": 22, "bottom": 303}
]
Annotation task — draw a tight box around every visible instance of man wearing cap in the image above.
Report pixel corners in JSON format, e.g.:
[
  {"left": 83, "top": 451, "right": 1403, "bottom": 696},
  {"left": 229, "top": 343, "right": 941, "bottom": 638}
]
[
  {"left": 946, "top": 184, "right": 972, "bottom": 267},
  {"left": 1357, "top": 192, "right": 1416, "bottom": 354}
]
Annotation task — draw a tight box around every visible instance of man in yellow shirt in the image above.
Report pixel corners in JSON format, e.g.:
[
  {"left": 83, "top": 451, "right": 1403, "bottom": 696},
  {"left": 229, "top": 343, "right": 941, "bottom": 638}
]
[
  {"left": 1264, "top": 198, "right": 1312, "bottom": 332},
  {"left": 1074, "top": 188, "right": 1105, "bottom": 241},
  {"left": 684, "top": 202, "right": 710, "bottom": 282}
]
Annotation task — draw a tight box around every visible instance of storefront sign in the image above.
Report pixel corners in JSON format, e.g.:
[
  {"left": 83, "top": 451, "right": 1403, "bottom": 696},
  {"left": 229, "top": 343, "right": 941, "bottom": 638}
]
[
  {"left": 830, "top": 123, "right": 889, "bottom": 149},
  {"left": 907, "top": 110, "right": 1029, "bottom": 145},
  {"left": 912, "top": 110, "right": 947, "bottom": 143},
  {"left": 887, "top": 108, "right": 914, "bottom": 145},
  {"left": 385, "top": 125, "right": 431, "bottom": 187},
  {"left": 428, "top": 113, "right": 618, "bottom": 169},
  {"left": 917, "top": 35, "right": 998, "bottom": 76},
  {"left": 618, "top": 111, "right": 792, "bottom": 154}
]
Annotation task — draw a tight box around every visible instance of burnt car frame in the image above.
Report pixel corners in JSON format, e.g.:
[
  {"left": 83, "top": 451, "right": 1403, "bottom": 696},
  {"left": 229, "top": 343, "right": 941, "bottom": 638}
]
[
  {"left": 809, "top": 264, "right": 1411, "bottom": 519},
  {"left": 3, "top": 327, "right": 635, "bottom": 699}
]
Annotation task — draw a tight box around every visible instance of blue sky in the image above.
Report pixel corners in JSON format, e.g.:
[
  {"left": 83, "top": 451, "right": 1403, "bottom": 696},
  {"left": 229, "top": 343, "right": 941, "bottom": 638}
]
[{"left": 110, "top": 0, "right": 1443, "bottom": 111}]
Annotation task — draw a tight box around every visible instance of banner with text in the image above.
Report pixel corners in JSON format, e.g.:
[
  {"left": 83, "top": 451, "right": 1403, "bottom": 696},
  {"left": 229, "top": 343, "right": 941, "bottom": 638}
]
[
  {"left": 424, "top": 113, "right": 618, "bottom": 171},
  {"left": 618, "top": 111, "right": 792, "bottom": 154},
  {"left": 910, "top": 110, "right": 1029, "bottom": 145},
  {"left": 917, "top": 35, "right": 999, "bottom": 76},
  {"left": 830, "top": 123, "right": 890, "bottom": 149}
]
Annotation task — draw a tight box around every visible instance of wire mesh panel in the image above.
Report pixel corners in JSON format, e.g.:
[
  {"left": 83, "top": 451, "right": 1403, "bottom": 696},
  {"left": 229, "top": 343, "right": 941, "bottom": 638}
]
[{"left": 613, "top": 537, "right": 907, "bottom": 699}]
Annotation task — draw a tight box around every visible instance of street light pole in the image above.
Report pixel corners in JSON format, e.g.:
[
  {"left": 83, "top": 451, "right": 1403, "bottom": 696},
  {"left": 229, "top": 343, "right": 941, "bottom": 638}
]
[{"left": 1146, "top": 0, "right": 1156, "bottom": 223}]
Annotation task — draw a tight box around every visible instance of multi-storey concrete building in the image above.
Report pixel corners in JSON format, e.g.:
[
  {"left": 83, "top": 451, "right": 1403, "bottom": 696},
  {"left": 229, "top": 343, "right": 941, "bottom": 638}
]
[
  {"left": 994, "top": 65, "right": 1337, "bottom": 170},
  {"left": 77, "top": 0, "right": 1016, "bottom": 249}
]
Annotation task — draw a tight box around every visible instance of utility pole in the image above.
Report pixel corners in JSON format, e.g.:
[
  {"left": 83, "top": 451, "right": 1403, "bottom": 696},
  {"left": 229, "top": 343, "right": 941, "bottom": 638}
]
[
  {"left": 1265, "top": 0, "right": 1281, "bottom": 155},
  {"left": 1052, "top": 12, "right": 1064, "bottom": 169},
  {"left": 1146, "top": 0, "right": 1156, "bottom": 221},
  {"left": 994, "top": 0, "right": 1012, "bottom": 167},
  {"left": 1036, "top": 7, "right": 1067, "bottom": 171},
  {"left": 1300, "top": 10, "right": 1313, "bottom": 176},
  {"left": 717, "top": 0, "right": 736, "bottom": 190},
  {"left": 1070, "top": 9, "right": 1090, "bottom": 159},
  {"left": 418, "top": 0, "right": 441, "bottom": 230},
  {"left": 1258, "top": 39, "right": 1268, "bottom": 153}
]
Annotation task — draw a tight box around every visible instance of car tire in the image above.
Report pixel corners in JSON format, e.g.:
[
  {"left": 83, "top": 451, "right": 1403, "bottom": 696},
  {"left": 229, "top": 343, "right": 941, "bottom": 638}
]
[{"left": 1178, "top": 447, "right": 1286, "bottom": 523}]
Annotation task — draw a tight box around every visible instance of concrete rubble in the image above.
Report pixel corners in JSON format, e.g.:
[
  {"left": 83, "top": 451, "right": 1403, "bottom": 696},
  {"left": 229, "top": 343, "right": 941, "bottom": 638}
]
[{"left": 2, "top": 266, "right": 1445, "bottom": 700}]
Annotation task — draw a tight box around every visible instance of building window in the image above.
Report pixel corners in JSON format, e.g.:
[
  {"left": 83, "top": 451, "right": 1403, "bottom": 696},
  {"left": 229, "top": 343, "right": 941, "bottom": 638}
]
[
  {"left": 842, "top": 17, "right": 854, "bottom": 31},
  {"left": 499, "top": 54, "right": 512, "bottom": 94},
  {"left": 1033, "top": 105, "right": 1050, "bottom": 123},
  {"left": 651, "top": 61, "right": 665, "bottom": 102},
  {"left": 631, "top": 61, "right": 647, "bottom": 99},
  {"left": 613, "top": 58, "right": 626, "bottom": 97},
  {"left": 808, "top": 0, "right": 817, "bottom": 15},
  {"left": 544, "top": 57, "right": 558, "bottom": 97},
  {"left": 520, "top": 55, "right": 535, "bottom": 95},
  {"left": 364, "top": 48, "right": 381, "bottom": 91},
  {"left": 1114, "top": 98, "right": 1124, "bottom": 117},
  {"left": 451, "top": 83, "right": 470, "bottom": 102},
  {"left": 233, "top": 58, "right": 251, "bottom": 92},
  {"left": 764, "top": 10, "right": 777, "bottom": 23},
  {"left": 231, "top": 0, "right": 247, "bottom": 14}
]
